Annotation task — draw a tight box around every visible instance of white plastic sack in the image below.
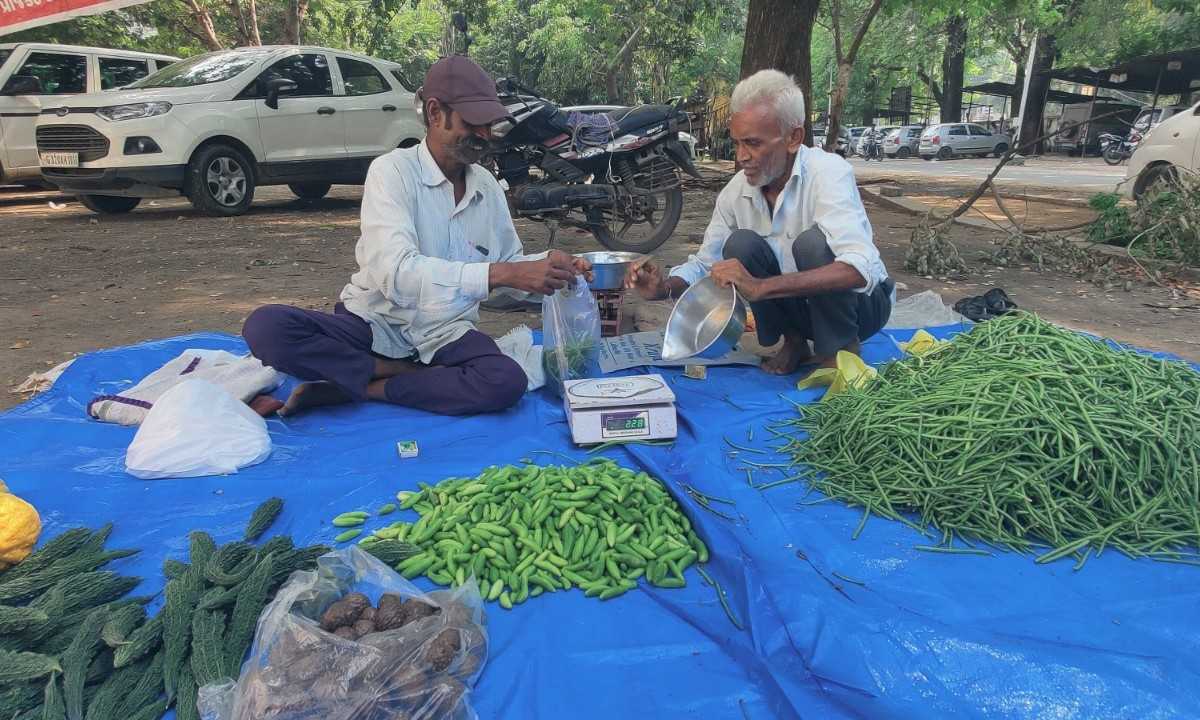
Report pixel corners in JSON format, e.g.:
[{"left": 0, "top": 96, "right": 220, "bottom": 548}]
[
  {"left": 494, "top": 324, "right": 545, "bottom": 391},
  {"left": 90, "top": 349, "right": 281, "bottom": 426},
  {"left": 125, "top": 378, "right": 272, "bottom": 479}
]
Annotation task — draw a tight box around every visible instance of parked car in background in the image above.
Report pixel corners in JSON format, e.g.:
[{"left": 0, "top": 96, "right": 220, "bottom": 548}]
[
  {"left": 1132, "top": 105, "right": 1189, "bottom": 134},
  {"left": 919, "top": 123, "right": 1010, "bottom": 160},
  {"left": 845, "top": 126, "right": 868, "bottom": 155},
  {"left": 884, "top": 125, "right": 924, "bottom": 158},
  {"left": 812, "top": 127, "right": 848, "bottom": 156},
  {"left": 855, "top": 126, "right": 898, "bottom": 156},
  {"left": 0, "top": 43, "right": 177, "bottom": 187},
  {"left": 36, "top": 46, "right": 425, "bottom": 216},
  {"left": 1125, "top": 100, "right": 1200, "bottom": 199}
]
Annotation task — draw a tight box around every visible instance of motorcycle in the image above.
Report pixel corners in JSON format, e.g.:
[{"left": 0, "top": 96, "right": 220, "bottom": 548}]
[
  {"left": 486, "top": 77, "right": 702, "bottom": 254},
  {"left": 1099, "top": 129, "right": 1140, "bottom": 165},
  {"left": 862, "top": 130, "right": 885, "bottom": 162}
]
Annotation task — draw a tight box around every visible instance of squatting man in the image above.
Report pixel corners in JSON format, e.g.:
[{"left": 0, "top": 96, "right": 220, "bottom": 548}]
[{"left": 624, "top": 69, "right": 893, "bottom": 375}]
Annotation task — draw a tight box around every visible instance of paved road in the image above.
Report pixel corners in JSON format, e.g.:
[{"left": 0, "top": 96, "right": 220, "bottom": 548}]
[{"left": 849, "top": 155, "right": 1129, "bottom": 195}]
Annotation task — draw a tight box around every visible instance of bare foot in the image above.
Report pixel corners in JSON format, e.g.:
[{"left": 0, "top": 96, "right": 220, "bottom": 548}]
[
  {"left": 279, "top": 382, "right": 352, "bottom": 417},
  {"left": 761, "top": 335, "right": 814, "bottom": 375},
  {"left": 811, "top": 340, "right": 864, "bottom": 370},
  {"left": 248, "top": 394, "right": 284, "bottom": 417}
]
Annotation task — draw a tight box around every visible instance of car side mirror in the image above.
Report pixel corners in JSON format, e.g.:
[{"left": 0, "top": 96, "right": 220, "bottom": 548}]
[
  {"left": 264, "top": 78, "right": 298, "bottom": 110},
  {"left": 2, "top": 75, "right": 43, "bottom": 95}
]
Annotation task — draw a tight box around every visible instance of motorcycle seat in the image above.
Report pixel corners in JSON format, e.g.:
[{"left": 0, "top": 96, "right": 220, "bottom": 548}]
[{"left": 606, "top": 104, "right": 676, "bottom": 135}]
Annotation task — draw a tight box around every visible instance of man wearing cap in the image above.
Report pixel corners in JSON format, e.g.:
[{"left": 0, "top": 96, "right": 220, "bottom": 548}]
[{"left": 242, "top": 56, "right": 590, "bottom": 416}]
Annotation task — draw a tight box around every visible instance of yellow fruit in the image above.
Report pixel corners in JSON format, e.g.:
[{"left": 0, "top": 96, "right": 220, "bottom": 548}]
[{"left": 0, "top": 479, "right": 41, "bottom": 570}]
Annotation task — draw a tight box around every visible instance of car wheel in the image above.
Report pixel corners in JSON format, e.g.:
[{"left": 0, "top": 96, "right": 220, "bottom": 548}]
[
  {"left": 936, "top": 147, "right": 953, "bottom": 161},
  {"left": 993, "top": 143, "right": 1009, "bottom": 157},
  {"left": 288, "top": 182, "right": 332, "bottom": 200},
  {"left": 1135, "top": 164, "right": 1179, "bottom": 201},
  {"left": 186, "top": 143, "right": 256, "bottom": 216},
  {"left": 896, "top": 147, "right": 911, "bottom": 159},
  {"left": 77, "top": 194, "right": 141, "bottom": 214}
]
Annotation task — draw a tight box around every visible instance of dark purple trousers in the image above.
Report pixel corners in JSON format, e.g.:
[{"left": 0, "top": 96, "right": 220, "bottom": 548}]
[{"left": 242, "top": 303, "right": 526, "bottom": 416}]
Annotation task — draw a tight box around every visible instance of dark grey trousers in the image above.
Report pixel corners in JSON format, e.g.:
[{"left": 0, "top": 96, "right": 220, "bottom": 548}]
[{"left": 722, "top": 227, "right": 893, "bottom": 356}]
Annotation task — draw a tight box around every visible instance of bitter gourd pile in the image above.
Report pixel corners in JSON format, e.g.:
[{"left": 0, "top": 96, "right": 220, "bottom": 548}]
[{"left": 0, "top": 498, "right": 327, "bottom": 720}]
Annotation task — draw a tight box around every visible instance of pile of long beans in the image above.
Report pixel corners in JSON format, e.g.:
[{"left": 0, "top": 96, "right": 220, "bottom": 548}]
[{"left": 781, "top": 312, "right": 1200, "bottom": 566}]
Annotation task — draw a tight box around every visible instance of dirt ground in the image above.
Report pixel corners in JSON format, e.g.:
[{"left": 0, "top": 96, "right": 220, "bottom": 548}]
[{"left": 2, "top": 163, "right": 1198, "bottom": 410}]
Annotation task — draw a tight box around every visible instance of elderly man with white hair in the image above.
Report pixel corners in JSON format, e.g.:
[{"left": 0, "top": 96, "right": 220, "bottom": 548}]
[{"left": 625, "top": 69, "right": 893, "bottom": 375}]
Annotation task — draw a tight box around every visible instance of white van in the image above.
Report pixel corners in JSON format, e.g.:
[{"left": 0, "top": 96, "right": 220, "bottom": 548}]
[
  {"left": 0, "top": 43, "right": 178, "bottom": 186},
  {"left": 1125, "top": 100, "right": 1200, "bottom": 199}
]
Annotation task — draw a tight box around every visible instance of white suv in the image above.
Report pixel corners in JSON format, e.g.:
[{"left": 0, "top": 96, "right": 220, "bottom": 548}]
[
  {"left": 1, "top": 43, "right": 177, "bottom": 187},
  {"left": 35, "top": 46, "right": 425, "bottom": 215}
]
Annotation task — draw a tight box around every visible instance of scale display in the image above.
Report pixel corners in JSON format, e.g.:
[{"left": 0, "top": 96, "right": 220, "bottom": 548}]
[{"left": 599, "top": 410, "right": 650, "bottom": 438}]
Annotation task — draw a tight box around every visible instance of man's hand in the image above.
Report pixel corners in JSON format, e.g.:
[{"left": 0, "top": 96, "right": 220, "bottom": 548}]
[
  {"left": 624, "top": 257, "right": 669, "bottom": 300},
  {"left": 496, "top": 249, "right": 577, "bottom": 295},
  {"left": 570, "top": 253, "right": 594, "bottom": 284},
  {"left": 491, "top": 250, "right": 590, "bottom": 295},
  {"left": 711, "top": 259, "right": 766, "bottom": 301}
]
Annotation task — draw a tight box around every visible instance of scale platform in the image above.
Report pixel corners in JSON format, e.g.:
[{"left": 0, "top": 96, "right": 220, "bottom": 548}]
[{"left": 562, "top": 374, "right": 677, "bottom": 446}]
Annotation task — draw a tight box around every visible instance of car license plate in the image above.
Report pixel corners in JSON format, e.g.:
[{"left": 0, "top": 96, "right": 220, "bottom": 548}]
[{"left": 40, "top": 152, "right": 79, "bottom": 168}]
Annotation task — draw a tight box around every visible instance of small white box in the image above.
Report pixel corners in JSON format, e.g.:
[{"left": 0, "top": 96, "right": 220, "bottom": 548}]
[
  {"left": 562, "top": 374, "right": 677, "bottom": 446},
  {"left": 396, "top": 440, "right": 419, "bottom": 458}
]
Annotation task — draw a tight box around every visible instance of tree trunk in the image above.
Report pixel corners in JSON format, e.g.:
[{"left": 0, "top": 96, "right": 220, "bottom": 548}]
[
  {"left": 181, "top": 0, "right": 223, "bottom": 51},
  {"left": 739, "top": 0, "right": 820, "bottom": 144},
  {"left": 245, "top": 0, "right": 261, "bottom": 46},
  {"left": 821, "top": 0, "right": 883, "bottom": 151},
  {"left": 824, "top": 62, "right": 852, "bottom": 152},
  {"left": 605, "top": 25, "right": 644, "bottom": 104},
  {"left": 1018, "top": 32, "right": 1055, "bottom": 154},
  {"left": 284, "top": 0, "right": 309, "bottom": 44},
  {"left": 940, "top": 13, "right": 966, "bottom": 122},
  {"left": 1011, "top": 61, "right": 1024, "bottom": 119},
  {"left": 917, "top": 65, "right": 944, "bottom": 108}
]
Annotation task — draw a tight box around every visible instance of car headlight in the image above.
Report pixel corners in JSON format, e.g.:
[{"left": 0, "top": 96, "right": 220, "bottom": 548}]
[{"left": 96, "top": 102, "right": 172, "bottom": 122}]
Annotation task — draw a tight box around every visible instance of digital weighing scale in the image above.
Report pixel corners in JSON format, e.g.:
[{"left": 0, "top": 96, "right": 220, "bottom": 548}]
[{"left": 562, "top": 374, "right": 677, "bottom": 446}]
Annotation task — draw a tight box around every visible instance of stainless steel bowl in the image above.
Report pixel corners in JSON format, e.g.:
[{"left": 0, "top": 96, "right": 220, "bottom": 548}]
[
  {"left": 576, "top": 251, "right": 643, "bottom": 291},
  {"left": 661, "top": 277, "right": 747, "bottom": 361}
]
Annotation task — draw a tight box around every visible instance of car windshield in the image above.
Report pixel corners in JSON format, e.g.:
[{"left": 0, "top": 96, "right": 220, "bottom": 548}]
[
  {"left": 128, "top": 50, "right": 269, "bottom": 88},
  {"left": 0, "top": 49, "right": 11, "bottom": 70}
]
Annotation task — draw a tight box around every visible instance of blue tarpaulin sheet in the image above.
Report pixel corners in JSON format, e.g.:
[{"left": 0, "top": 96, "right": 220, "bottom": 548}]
[{"left": 3, "top": 326, "right": 1199, "bottom": 719}]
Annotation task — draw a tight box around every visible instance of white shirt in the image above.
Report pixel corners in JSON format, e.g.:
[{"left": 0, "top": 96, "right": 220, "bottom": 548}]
[
  {"left": 340, "top": 141, "right": 542, "bottom": 362},
  {"left": 670, "top": 145, "right": 889, "bottom": 295}
]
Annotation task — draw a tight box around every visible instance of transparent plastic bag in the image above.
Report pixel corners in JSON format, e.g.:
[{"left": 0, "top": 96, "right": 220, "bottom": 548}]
[
  {"left": 541, "top": 276, "right": 601, "bottom": 398},
  {"left": 199, "top": 546, "right": 487, "bottom": 720}
]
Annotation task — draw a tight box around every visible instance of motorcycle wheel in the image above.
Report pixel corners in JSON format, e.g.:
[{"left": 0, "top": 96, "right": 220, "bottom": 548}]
[
  {"left": 588, "top": 184, "right": 684, "bottom": 254},
  {"left": 1103, "top": 146, "right": 1125, "bottom": 166}
]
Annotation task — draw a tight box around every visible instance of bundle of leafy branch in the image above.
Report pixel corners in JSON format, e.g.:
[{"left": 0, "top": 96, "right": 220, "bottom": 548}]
[
  {"left": 903, "top": 216, "right": 968, "bottom": 277},
  {"left": 1086, "top": 173, "right": 1200, "bottom": 268},
  {"left": 0, "top": 498, "right": 328, "bottom": 720},
  {"left": 989, "top": 230, "right": 1130, "bottom": 289}
]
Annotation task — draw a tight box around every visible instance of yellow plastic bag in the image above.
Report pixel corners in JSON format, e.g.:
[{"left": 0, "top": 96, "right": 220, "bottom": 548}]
[
  {"left": 899, "top": 329, "right": 948, "bottom": 357},
  {"left": 796, "top": 351, "right": 877, "bottom": 400}
]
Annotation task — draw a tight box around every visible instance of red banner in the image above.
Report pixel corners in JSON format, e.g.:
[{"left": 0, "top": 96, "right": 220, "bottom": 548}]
[{"left": 0, "top": 0, "right": 156, "bottom": 36}]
